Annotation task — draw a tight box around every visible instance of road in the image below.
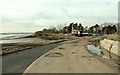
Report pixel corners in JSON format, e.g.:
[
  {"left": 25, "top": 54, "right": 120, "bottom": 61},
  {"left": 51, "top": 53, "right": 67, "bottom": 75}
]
[{"left": 2, "top": 42, "right": 63, "bottom": 74}]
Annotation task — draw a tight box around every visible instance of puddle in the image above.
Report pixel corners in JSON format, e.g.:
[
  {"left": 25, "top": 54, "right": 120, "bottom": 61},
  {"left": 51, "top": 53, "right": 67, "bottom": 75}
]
[
  {"left": 87, "top": 44, "right": 102, "bottom": 56},
  {"left": 44, "top": 52, "right": 63, "bottom": 57},
  {"left": 87, "top": 44, "right": 111, "bottom": 60}
]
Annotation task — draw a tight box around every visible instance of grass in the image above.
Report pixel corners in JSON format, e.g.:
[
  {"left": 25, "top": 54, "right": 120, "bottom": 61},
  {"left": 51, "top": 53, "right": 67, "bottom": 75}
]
[
  {"left": 45, "top": 36, "right": 60, "bottom": 40},
  {"left": 41, "top": 34, "right": 66, "bottom": 40},
  {"left": 107, "top": 33, "right": 120, "bottom": 41}
]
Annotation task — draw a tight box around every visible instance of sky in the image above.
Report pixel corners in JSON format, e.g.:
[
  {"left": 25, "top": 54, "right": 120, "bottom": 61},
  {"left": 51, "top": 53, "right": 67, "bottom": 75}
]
[{"left": 0, "top": 0, "right": 119, "bottom": 33}]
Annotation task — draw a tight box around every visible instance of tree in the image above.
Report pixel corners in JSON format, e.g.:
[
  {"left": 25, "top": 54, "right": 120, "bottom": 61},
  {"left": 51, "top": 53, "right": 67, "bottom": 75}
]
[
  {"left": 73, "top": 23, "right": 78, "bottom": 30},
  {"left": 112, "top": 25, "right": 117, "bottom": 34},
  {"left": 68, "top": 23, "right": 73, "bottom": 33},
  {"left": 101, "top": 23, "right": 117, "bottom": 34},
  {"left": 102, "top": 25, "right": 117, "bottom": 34},
  {"left": 34, "top": 31, "right": 43, "bottom": 36},
  {"left": 56, "top": 24, "right": 65, "bottom": 33},
  {"left": 84, "top": 26, "right": 88, "bottom": 33},
  {"left": 102, "top": 26, "right": 108, "bottom": 34},
  {"left": 63, "top": 26, "right": 68, "bottom": 34},
  {"left": 88, "top": 26, "right": 94, "bottom": 33},
  {"left": 94, "top": 24, "right": 100, "bottom": 34},
  {"left": 78, "top": 23, "right": 84, "bottom": 31}
]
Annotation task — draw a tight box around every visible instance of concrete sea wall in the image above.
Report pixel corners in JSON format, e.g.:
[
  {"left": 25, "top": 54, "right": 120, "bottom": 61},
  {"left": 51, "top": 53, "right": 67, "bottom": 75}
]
[{"left": 100, "top": 39, "right": 119, "bottom": 56}]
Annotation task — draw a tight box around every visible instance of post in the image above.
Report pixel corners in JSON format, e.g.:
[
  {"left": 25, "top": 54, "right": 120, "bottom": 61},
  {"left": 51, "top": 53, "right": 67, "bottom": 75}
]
[
  {"left": 109, "top": 44, "right": 113, "bottom": 59},
  {"left": 67, "top": 29, "right": 69, "bottom": 39}
]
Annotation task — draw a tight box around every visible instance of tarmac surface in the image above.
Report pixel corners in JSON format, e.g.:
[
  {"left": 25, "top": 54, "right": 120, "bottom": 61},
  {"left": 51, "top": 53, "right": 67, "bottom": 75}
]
[{"left": 2, "top": 42, "right": 63, "bottom": 74}]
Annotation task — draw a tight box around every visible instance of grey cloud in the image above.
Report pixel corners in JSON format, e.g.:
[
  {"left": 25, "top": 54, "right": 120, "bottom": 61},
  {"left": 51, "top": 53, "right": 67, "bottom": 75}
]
[{"left": 0, "top": 0, "right": 118, "bottom": 32}]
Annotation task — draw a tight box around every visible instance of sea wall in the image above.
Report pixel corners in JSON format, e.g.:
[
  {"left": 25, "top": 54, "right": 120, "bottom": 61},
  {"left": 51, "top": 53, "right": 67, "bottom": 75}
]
[{"left": 100, "top": 39, "right": 119, "bottom": 56}]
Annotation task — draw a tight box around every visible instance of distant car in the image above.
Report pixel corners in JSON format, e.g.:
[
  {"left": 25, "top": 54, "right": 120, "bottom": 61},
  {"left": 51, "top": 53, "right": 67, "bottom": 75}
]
[
  {"left": 92, "top": 34, "right": 99, "bottom": 36},
  {"left": 88, "top": 33, "right": 93, "bottom": 36},
  {"left": 103, "top": 34, "right": 108, "bottom": 36}
]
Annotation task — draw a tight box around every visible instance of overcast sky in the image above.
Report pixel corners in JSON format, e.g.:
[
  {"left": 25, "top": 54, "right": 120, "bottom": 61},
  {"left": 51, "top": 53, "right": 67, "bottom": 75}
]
[{"left": 0, "top": 0, "right": 119, "bottom": 33}]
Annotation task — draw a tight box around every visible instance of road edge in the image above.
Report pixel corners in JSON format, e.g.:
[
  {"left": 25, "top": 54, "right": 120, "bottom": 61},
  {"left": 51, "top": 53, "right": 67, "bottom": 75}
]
[{"left": 22, "top": 40, "right": 66, "bottom": 74}]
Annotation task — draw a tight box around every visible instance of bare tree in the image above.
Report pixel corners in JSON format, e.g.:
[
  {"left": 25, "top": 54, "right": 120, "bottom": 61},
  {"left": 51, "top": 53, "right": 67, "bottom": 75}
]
[{"left": 56, "top": 24, "right": 65, "bottom": 34}]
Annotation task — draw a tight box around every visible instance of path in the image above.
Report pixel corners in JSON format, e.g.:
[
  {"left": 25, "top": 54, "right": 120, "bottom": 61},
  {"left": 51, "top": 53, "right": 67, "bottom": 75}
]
[{"left": 24, "top": 37, "right": 118, "bottom": 73}]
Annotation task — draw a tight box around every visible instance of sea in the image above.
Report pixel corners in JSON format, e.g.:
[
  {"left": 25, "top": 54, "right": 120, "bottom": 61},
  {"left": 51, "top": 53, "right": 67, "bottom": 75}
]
[{"left": 0, "top": 33, "right": 33, "bottom": 44}]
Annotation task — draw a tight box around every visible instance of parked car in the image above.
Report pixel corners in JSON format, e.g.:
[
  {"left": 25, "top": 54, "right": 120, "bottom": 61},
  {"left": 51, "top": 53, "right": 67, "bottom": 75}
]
[{"left": 92, "top": 34, "right": 99, "bottom": 36}]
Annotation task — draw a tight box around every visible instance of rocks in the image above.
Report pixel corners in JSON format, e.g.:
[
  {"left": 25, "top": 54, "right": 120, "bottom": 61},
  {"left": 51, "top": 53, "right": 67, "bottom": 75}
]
[
  {"left": 72, "top": 51, "right": 76, "bottom": 54},
  {"left": 58, "top": 47, "right": 65, "bottom": 49}
]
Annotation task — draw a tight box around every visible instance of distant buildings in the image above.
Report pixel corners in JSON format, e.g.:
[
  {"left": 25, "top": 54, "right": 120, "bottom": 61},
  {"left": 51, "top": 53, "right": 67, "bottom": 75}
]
[
  {"left": 88, "top": 23, "right": 117, "bottom": 35},
  {"left": 70, "top": 23, "right": 84, "bottom": 36}
]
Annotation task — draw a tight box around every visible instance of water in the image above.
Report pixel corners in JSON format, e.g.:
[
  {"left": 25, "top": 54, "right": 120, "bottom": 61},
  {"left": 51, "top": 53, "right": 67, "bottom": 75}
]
[
  {"left": 87, "top": 37, "right": 112, "bottom": 61},
  {"left": 87, "top": 44, "right": 102, "bottom": 56},
  {"left": 87, "top": 44, "right": 110, "bottom": 60},
  {"left": 0, "top": 33, "right": 33, "bottom": 40},
  {"left": 0, "top": 33, "right": 33, "bottom": 44}
]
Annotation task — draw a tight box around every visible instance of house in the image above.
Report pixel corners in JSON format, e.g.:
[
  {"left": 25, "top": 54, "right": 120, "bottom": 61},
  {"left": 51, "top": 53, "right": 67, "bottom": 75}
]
[{"left": 71, "top": 24, "right": 81, "bottom": 36}]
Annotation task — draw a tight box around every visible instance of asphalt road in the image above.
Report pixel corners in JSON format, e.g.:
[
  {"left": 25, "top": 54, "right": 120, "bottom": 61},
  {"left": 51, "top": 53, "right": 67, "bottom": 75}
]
[{"left": 2, "top": 42, "right": 63, "bottom": 74}]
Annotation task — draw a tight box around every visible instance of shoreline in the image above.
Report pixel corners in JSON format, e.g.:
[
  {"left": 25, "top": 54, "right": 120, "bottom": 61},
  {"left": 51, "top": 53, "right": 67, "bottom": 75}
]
[
  {"left": 1, "top": 37, "right": 67, "bottom": 56},
  {"left": 1, "top": 34, "right": 79, "bottom": 56}
]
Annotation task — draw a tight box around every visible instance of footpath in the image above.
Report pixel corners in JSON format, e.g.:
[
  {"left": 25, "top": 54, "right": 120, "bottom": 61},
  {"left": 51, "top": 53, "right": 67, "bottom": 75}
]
[{"left": 24, "top": 37, "right": 118, "bottom": 73}]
